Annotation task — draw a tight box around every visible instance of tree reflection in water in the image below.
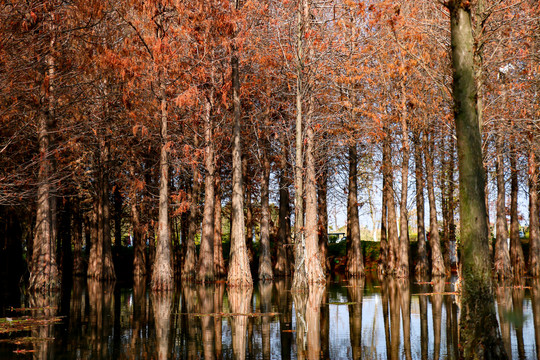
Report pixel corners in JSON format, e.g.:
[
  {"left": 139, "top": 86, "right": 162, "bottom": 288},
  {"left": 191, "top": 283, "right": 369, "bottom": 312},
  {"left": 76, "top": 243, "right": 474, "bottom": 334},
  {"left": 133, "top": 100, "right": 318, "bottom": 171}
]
[
  {"left": 228, "top": 285, "right": 252, "bottom": 360},
  {"left": 5, "top": 276, "right": 540, "bottom": 359}
]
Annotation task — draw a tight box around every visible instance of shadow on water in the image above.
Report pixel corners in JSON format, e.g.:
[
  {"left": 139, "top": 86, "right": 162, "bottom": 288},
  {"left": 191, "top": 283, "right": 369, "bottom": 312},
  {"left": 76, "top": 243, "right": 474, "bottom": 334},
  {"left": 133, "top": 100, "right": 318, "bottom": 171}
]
[{"left": 2, "top": 276, "right": 540, "bottom": 359}]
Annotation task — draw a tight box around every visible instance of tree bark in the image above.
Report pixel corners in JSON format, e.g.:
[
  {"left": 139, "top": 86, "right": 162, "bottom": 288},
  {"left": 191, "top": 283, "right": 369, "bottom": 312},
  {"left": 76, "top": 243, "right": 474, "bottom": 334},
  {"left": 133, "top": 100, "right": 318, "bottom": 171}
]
[
  {"left": 317, "top": 157, "right": 329, "bottom": 273},
  {"left": 214, "top": 175, "right": 226, "bottom": 278},
  {"left": 397, "top": 82, "right": 410, "bottom": 278},
  {"left": 346, "top": 145, "right": 364, "bottom": 277},
  {"left": 494, "top": 135, "right": 512, "bottom": 280},
  {"left": 529, "top": 150, "right": 540, "bottom": 276},
  {"left": 151, "top": 65, "right": 173, "bottom": 291},
  {"left": 509, "top": 150, "right": 525, "bottom": 278},
  {"left": 384, "top": 128, "right": 399, "bottom": 276},
  {"left": 449, "top": 2, "right": 507, "bottom": 357},
  {"left": 378, "top": 136, "right": 389, "bottom": 276},
  {"left": 424, "top": 131, "right": 446, "bottom": 277},
  {"left": 275, "top": 134, "right": 292, "bottom": 276},
  {"left": 182, "top": 136, "right": 201, "bottom": 281},
  {"left": 227, "top": 1, "right": 252, "bottom": 285},
  {"left": 414, "top": 134, "right": 429, "bottom": 280},
  {"left": 29, "top": 21, "right": 60, "bottom": 293},
  {"left": 258, "top": 146, "right": 273, "bottom": 281},
  {"left": 304, "top": 117, "right": 325, "bottom": 285},
  {"left": 197, "top": 94, "right": 215, "bottom": 283}
]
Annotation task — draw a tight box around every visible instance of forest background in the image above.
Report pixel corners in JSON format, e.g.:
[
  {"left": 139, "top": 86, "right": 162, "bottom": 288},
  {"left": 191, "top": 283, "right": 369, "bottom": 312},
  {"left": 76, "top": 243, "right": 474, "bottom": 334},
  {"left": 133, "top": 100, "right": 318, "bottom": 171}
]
[{"left": 0, "top": 0, "right": 538, "bottom": 302}]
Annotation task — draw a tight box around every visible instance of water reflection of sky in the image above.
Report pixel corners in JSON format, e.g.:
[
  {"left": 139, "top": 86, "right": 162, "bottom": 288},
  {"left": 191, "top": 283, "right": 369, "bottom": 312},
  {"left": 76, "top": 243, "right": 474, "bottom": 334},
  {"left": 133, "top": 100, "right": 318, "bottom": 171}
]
[{"left": 0, "top": 278, "right": 538, "bottom": 359}]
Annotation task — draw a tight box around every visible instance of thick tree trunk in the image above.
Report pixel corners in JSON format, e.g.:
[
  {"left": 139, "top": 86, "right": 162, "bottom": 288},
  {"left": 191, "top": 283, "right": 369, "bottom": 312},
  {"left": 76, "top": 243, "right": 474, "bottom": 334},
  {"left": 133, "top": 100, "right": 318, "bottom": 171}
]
[
  {"left": 397, "top": 86, "right": 410, "bottom": 279},
  {"left": 29, "top": 31, "right": 60, "bottom": 292},
  {"left": 182, "top": 137, "right": 201, "bottom": 281},
  {"left": 494, "top": 136, "right": 512, "bottom": 280},
  {"left": 510, "top": 151, "right": 525, "bottom": 278},
  {"left": 449, "top": 3, "right": 507, "bottom": 357},
  {"left": 346, "top": 145, "right": 364, "bottom": 277},
  {"left": 424, "top": 131, "right": 446, "bottom": 277},
  {"left": 88, "top": 143, "right": 116, "bottom": 281},
  {"left": 151, "top": 70, "right": 173, "bottom": 291},
  {"left": 258, "top": 147, "right": 273, "bottom": 281},
  {"left": 197, "top": 95, "right": 215, "bottom": 283},
  {"left": 244, "top": 158, "right": 254, "bottom": 263},
  {"left": 304, "top": 121, "right": 325, "bottom": 285},
  {"left": 275, "top": 135, "right": 292, "bottom": 276},
  {"left": 214, "top": 175, "right": 226, "bottom": 278},
  {"left": 227, "top": 15, "right": 252, "bottom": 285},
  {"left": 414, "top": 134, "right": 429, "bottom": 279},
  {"left": 529, "top": 150, "right": 540, "bottom": 276}
]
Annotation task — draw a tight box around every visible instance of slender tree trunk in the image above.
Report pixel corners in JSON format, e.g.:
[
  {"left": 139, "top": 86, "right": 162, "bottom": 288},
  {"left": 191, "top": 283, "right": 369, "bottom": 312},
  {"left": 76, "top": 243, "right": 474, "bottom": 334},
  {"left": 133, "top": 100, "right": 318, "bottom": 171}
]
[
  {"left": 529, "top": 149, "right": 540, "bottom": 276},
  {"left": 347, "top": 145, "right": 364, "bottom": 277},
  {"left": 214, "top": 175, "right": 226, "bottom": 278},
  {"left": 510, "top": 150, "right": 525, "bottom": 278},
  {"left": 182, "top": 136, "right": 201, "bottom": 281},
  {"left": 152, "top": 292, "right": 172, "bottom": 360},
  {"left": 414, "top": 134, "right": 429, "bottom": 279},
  {"left": 378, "top": 138, "right": 389, "bottom": 276},
  {"left": 347, "top": 277, "right": 364, "bottom": 360},
  {"left": 132, "top": 196, "right": 146, "bottom": 279},
  {"left": 292, "top": 0, "right": 309, "bottom": 290},
  {"left": 317, "top": 158, "right": 329, "bottom": 273},
  {"left": 197, "top": 95, "right": 215, "bottom": 283},
  {"left": 244, "top": 158, "right": 254, "bottom": 263},
  {"left": 424, "top": 131, "right": 446, "bottom": 277},
  {"left": 258, "top": 146, "right": 273, "bottom": 281},
  {"left": 73, "top": 199, "right": 85, "bottom": 276},
  {"left": 227, "top": 1, "right": 252, "bottom": 285},
  {"left": 494, "top": 135, "right": 512, "bottom": 280},
  {"left": 385, "top": 133, "right": 399, "bottom": 276},
  {"left": 275, "top": 135, "right": 291, "bottom": 276},
  {"left": 151, "top": 65, "right": 173, "bottom": 291},
  {"left": 397, "top": 83, "right": 410, "bottom": 278},
  {"left": 449, "top": 2, "right": 507, "bottom": 357}
]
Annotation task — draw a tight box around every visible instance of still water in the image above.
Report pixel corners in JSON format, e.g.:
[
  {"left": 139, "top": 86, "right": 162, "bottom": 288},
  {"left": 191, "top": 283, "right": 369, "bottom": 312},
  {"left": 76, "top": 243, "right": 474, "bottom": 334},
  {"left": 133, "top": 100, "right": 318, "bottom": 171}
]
[{"left": 1, "top": 276, "right": 539, "bottom": 359}]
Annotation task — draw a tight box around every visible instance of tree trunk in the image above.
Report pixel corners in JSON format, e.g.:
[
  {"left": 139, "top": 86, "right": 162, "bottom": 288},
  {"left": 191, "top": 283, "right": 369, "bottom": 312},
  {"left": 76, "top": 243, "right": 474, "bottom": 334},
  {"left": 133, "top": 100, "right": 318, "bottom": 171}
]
[
  {"left": 197, "top": 94, "right": 215, "bottom": 283},
  {"left": 529, "top": 150, "right": 540, "bottom": 277},
  {"left": 347, "top": 277, "right": 364, "bottom": 360},
  {"left": 214, "top": 175, "right": 226, "bottom": 278},
  {"left": 384, "top": 129, "right": 399, "bottom": 276},
  {"left": 72, "top": 199, "right": 85, "bottom": 276},
  {"left": 449, "top": 2, "right": 507, "bottom": 357},
  {"left": 227, "top": 5, "right": 252, "bottom": 285},
  {"left": 229, "top": 286, "right": 253, "bottom": 359},
  {"left": 88, "top": 142, "right": 116, "bottom": 281},
  {"left": 304, "top": 118, "right": 324, "bottom": 285},
  {"left": 378, "top": 137, "right": 389, "bottom": 276},
  {"left": 275, "top": 135, "right": 291, "bottom": 276},
  {"left": 510, "top": 150, "right": 525, "bottom": 278},
  {"left": 132, "top": 195, "right": 146, "bottom": 279},
  {"left": 258, "top": 146, "right": 273, "bottom": 281},
  {"left": 151, "top": 292, "right": 172, "bottom": 360},
  {"left": 317, "top": 158, "right": 329, "bottom": 273},
  {"left": 292, "top": 0, "right": 308, "bottom": 290},
  {"left": 113, "top": 186, "right": 123, "bottom": 247},
  {"left": 494, "top": 135, "right": 512, "bottom": 280},
  {"left": 29, "top": 26, "right": 60, "bottom": 293},
  {"left": 424, "top": 131, "right": 446, "bottom": 277},
  {"left": 397, "top": 83, "right": 410, "bottom": 279},
  {"left": 151, "top": 67, "right": 173, "bottom": 291},
  {"left": 414, "top": 134, "right": 429, "bottom": 280},
  {"left": 182, "top": 136, "right": 201, "bottom": 281},
  {"left": 346, "top": 145, "right": 364, "bottom": 277}
]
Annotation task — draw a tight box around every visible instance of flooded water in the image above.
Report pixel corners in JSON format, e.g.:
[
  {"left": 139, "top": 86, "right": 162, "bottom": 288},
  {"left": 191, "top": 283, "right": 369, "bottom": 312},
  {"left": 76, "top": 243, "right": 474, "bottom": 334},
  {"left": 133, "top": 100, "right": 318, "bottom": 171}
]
[{"left": 1, "top": 276, "right": 539, "bottom": 359}]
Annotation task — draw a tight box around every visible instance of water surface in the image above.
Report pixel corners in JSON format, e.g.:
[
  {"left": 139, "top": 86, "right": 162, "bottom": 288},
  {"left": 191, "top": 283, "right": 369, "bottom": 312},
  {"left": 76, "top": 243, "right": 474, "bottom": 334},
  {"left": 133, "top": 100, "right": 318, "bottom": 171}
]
[{"left": 1, "top": 276, "right": 538, "bottom": 359}]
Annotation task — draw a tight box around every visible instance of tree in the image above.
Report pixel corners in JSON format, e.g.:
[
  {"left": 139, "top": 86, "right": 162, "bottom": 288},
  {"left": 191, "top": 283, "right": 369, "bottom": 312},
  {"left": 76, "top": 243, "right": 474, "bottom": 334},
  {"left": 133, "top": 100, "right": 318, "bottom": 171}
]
[{"left": 448, "top": 1, "right": 507, "bottom": 357}]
